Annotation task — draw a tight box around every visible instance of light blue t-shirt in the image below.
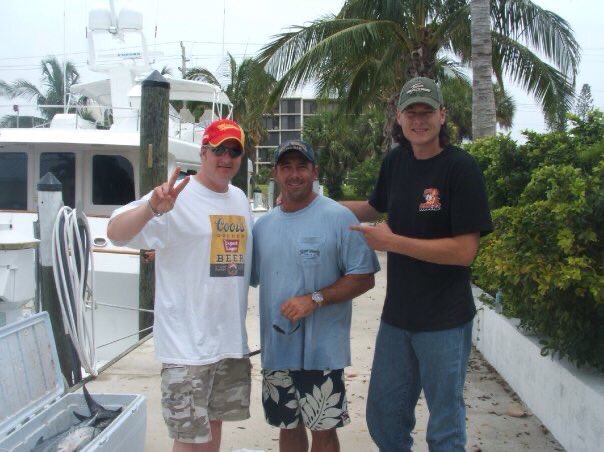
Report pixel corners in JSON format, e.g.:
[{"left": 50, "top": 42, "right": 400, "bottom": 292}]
[{"left": 251, "top": 195, "right": 380, "bottom": 370}]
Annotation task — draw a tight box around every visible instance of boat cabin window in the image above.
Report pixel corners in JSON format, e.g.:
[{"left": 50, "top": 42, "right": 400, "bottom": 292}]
[
  {"left": 40, "top": 152, "right": 76, "bottom": 208},
  {"left": 178, "top": 169, "right": 196, "bottom": 180},
  {"left": 92, "top": 155, "right": 135, "bottom": 205},
  {"left": 0, "top": 152, "right": 28, "bottom": 210}
]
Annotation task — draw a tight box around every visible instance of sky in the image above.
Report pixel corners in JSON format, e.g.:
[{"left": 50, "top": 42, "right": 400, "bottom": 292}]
[{"left": 0, "top": 0, "right": 602, "bottom": 142}]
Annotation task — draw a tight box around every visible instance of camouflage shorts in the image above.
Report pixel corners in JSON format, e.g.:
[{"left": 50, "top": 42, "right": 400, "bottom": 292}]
[{"left": 161, "top": 358, "right": 251, "bottom": 443}]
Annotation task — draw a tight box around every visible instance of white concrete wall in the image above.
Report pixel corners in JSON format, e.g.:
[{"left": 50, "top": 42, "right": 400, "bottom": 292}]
[{"left": 471, "top": 286, "right": 604, "bottom": 452}]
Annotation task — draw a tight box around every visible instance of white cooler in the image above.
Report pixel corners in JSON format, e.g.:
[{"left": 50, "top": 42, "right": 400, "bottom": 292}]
[{"left": 0, "top": 312, "right": 146, "bottom": 451}]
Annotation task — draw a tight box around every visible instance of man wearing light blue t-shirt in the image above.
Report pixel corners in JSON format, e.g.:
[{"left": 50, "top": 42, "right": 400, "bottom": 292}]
[{"left": 251, "top": 139, "right": 380, "bottom": 452}]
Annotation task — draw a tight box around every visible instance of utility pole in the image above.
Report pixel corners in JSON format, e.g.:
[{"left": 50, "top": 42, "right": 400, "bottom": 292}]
[
  {"left": 179, "top": 41, "right": 189, "bottom": 78},
  {"left": 138, "top": 70, "right": 170, "bottom": 339}
]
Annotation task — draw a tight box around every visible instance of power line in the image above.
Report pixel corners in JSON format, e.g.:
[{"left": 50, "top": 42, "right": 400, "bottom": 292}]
[{"left": 0, "top": 40, "right": 264, "bottom": 64}]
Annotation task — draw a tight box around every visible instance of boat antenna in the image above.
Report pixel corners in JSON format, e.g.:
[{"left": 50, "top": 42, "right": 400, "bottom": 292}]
[
  {"left": 215, "top": 0, "right": 230, "bottom": 87},
  {"left": 221, "top": 0, "right": 226, "bottom": 61},
  {"left": 63, "top": 0, "right": 68, "bottom": 113},
  {"left": 153, "top": 0, "right": 160, "bottom": 65}
]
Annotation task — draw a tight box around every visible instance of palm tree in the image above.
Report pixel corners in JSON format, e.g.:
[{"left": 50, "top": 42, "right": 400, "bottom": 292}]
[
  {"left": 0, "top": 56, "right": 81, "bottom": 125},
  {"left": 304, "top": 104, "right": 384, "bottom": 199},
  {"left": 185, "top": 53, "right": 276, "bottom": 190},
  {"left": 257, "top": 0, "right": 580, "bottom": 142},
  {"left": 471, "top": 0, "right": 496, "bottom": 138},
  {"left": 442, "top": 77, "right": 514, "bottom": 142},
  {"left": 185, "top": 54, "right": 276, "bottom": 153}
]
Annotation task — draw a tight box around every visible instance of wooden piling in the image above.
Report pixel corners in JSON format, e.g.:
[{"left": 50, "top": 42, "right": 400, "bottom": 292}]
[
  {"left": 36, "top": 172, "right": 81, "bottom": 386},
  {"left": 138, "top": 70, "right": 170, "bottom": 339}
]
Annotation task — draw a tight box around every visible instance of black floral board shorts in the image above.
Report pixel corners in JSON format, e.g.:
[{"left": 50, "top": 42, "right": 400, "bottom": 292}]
[{"left": 261, "top": 368, "right": 350, "bottom": 430}]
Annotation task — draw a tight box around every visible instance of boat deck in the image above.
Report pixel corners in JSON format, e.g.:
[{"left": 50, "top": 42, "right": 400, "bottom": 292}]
[{"left": 86, "top": 251, "right": 563, "bottom": 451}]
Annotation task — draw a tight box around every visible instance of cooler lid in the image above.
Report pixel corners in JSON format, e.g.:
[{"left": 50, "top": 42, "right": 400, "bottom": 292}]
[{"left": 0, "top": 312, "right": 64, "bottom": 439}]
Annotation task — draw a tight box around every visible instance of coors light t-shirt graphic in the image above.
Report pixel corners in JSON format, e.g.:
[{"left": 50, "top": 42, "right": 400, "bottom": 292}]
[{"left": 209, "top": 214, "right": 247, "bottom": 277}]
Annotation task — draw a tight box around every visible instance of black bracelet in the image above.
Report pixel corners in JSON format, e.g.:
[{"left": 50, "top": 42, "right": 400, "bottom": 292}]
[{"left": 147, "top": 199, "right": 163, "bottom": 217}]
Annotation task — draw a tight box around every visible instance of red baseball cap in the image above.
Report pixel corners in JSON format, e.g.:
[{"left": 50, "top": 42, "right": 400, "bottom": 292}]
[{"left": 201, "top": 118, "right": 245, "bottom": 151}]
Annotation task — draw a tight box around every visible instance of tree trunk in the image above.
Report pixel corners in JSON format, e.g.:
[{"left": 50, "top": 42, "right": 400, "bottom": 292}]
[{"left": 471, "top": 0, "right": 497, "bottom": 138}]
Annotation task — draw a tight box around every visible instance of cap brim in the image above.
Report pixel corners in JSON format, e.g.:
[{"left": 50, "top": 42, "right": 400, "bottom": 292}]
[
  {"left": 209, "top": 136, "right": 244, "bottom": 150},
  {"left": 275, "top": 148, "right": 314, "bottom": 165},
  {"left": 398, "top": 97, "right": 441, "bottom": 111}
]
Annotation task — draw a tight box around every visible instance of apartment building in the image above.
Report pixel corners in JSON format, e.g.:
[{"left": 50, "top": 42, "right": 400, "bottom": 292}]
[{"left": 254, "top": 97, "right": 317, "bottom": 173}]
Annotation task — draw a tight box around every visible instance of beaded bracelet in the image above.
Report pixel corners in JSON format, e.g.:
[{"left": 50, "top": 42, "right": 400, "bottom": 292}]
[{"left": 148, "top": 199, "right": 163, "bottom": 217}]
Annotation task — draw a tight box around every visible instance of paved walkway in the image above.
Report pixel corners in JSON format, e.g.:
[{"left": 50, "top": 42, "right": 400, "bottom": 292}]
[{"left": 86, "top": 251, "right": 563, "bottom": 451}]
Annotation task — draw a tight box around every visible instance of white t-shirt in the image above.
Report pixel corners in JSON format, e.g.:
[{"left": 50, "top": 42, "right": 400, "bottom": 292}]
[{"left": 110, "top": 178, "right": 253, "bottom": 365}]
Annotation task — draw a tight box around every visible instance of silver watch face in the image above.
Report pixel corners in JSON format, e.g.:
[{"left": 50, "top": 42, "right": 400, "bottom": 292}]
[{"left": 312, "top": 292, "right": 324, "bottom": 304}]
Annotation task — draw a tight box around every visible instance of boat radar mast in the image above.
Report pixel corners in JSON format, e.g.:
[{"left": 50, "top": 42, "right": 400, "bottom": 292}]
[{"left": 87, "top": 0, "right": 150, "bottom": 74}]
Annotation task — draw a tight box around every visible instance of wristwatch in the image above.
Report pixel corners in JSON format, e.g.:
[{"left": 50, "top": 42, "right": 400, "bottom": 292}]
[{"left": 311, "top": 291, "right": 324, "bottom": 308}]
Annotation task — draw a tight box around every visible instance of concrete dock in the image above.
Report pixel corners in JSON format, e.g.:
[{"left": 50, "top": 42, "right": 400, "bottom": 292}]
[{"left": 86, "top": 251, "right": 563, "bottom": 451}]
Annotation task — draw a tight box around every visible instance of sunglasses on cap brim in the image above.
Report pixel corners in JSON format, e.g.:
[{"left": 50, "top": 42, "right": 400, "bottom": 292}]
[{"left": 209, "top": 144, "right": 243, "bottom": 158}]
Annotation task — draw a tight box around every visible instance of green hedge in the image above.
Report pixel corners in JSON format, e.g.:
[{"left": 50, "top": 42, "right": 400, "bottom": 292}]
[{"left": 467, "top": 111, "right": 604, "bottom": 370}]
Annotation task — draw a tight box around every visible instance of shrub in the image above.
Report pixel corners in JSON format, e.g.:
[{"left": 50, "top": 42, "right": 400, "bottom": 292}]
[
  {"left": 347, "top": 156, "right": 382, "bottom": 199},
  {"left": 466, "top": 135, "right": 531, "bottom": 209},
  {"left": 469, "top": 112, "right": 604, "bottom": 370}
]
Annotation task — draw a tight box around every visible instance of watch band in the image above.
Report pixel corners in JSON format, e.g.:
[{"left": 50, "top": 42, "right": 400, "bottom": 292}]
[{"left": 311, "top": 291, "right": 324, "bottom": 308}]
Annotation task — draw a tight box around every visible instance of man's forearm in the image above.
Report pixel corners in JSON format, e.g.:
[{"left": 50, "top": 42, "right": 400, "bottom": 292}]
[
  {"left": 280, "top": 273, "right": 376, "bottom": 321},
  {"left": 321, "top": 273, "right": 375, "bottom": 305},
  {"left": 340, "top": 200, "right": 380, "bottom": 223},
  {"left": 385, "top": 232, "right": 480, "bottom": 267},
  {"left": 107, "top": 201, "right": 154, "bottom": 242}
]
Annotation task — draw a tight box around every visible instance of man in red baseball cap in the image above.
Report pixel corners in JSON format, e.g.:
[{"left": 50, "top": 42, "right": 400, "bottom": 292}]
[{"left": 108, "top": 117, "right": 253, "bottom": 451}]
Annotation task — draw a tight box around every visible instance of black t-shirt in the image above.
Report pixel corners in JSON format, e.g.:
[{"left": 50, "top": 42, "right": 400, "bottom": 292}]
[{"left": 369, "top": 144, "right": 493, "bottom": 331}]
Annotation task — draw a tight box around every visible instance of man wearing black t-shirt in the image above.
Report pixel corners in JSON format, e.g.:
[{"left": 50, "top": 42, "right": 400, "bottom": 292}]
[{"left": 344, "top": 77, "right": 493, "bottom": 451}]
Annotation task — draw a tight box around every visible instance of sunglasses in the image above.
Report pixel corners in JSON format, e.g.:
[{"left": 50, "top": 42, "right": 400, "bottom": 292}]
[{"left": 209, "top": 144, "right": 243, "bottom": 158}]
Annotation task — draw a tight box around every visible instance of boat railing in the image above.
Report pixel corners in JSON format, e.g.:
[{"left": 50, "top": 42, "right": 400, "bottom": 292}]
[
  {"left": 0, "top": 103, "right": 138, "bottom": 130},
  {"left": 3, "top": 103, "right": 209, "bottom": 144}
]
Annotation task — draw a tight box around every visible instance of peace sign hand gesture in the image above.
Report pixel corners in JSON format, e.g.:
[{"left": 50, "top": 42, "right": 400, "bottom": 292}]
[{"left": 148, "top": 166, "right": 190, "bottom": 216}]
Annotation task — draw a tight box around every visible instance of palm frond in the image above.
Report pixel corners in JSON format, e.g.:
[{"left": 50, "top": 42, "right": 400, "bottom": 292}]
[
  {"left": 490, "top": 0, "right": 580, "bottom": 80},
  {"left": 0, "top": 80, "right": 13, "bottom": 97},
  {"left": 494, "top": 83, "right": 515, "bottom": 129},
  {"left": 492, "top": 32, "right": 575, "bottom": 121},
  {"left": 184, "top": 67, "right": 222, "bottom": 86},
  {"left": 160, "top": 65, "right": 173, "bottom": 76},
  {"left": 260, "top": 18, "right": 408, "bottom": 103},
  {"left": 3, "top": 80, "right": 45, "bottom": 103}
]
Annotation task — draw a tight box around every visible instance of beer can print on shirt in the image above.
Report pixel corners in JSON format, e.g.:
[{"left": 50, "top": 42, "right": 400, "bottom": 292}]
[{"left": 209, "top": 215, "right": 247, "bottom": 277}]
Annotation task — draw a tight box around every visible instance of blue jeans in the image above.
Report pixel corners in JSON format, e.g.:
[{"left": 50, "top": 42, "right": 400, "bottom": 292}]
[{"left": 366, "top": 320, "right": 473, "bottom": 452}]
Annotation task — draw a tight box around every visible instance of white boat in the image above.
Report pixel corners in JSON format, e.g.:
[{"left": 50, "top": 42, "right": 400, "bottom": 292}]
[{"left": 0, "top": 1, "right": 234, "bottom": 364}]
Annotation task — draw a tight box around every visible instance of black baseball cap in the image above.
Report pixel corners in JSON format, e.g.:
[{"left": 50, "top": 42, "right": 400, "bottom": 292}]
[{"left": 274, "top": 140, "right": 316, "bottom": 165}]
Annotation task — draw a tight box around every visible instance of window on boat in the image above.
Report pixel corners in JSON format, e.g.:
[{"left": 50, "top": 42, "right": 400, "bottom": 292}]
[
  {"left": 92, "top": 155, "right": 135, "bottom": 205},
  {"left": 40, "top": 152, "right": 76, "bottom": 208},
  {"left": 0, "top": 152, "right": 28, "bottom": 210},
  {"left": 177, "top": 170, "right": 196, "bottom": 181}
]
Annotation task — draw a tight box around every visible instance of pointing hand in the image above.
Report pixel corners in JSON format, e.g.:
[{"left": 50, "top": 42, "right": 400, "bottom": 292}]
[{"left": 349, "top": 222, "right": 393, "bottom": 251}]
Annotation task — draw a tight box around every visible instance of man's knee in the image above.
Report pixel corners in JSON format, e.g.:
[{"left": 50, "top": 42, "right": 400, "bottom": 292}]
[
  {"left": 280, "top": 423, "right": 306, "bottom": 441},
  {"left": 310, "top": 428, "right": 339, "bottom": 448}
]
